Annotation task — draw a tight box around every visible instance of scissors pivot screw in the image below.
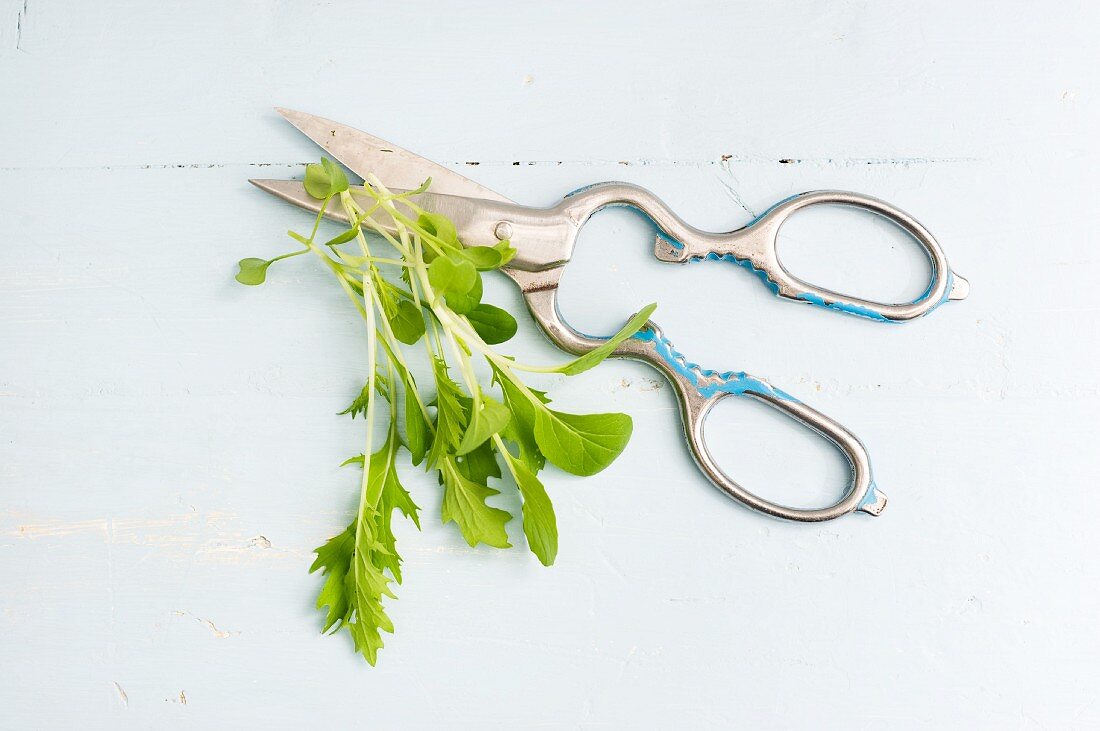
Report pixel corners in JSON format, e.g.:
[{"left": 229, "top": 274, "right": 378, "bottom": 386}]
[{"left": 494, "top": 221, "right": 514, "bottom": 240}]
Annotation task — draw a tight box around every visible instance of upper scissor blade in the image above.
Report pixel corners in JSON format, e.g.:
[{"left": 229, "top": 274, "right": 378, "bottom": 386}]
[{"left": 274, "top": 108, "right": 515, "bottom": 205}]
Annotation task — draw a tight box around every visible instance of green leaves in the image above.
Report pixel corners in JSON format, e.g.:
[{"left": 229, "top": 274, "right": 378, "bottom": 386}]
[
  {"left": 428, "top": 255, "right": 482, "bottom": 314},
  {"left": 534, "top": 408, "right": 633, "bottom": 476},
  {"left": 388, "top": 299, "right": 426, "bottom": 345},
  {"left": 456, "top": 246, "right": 503, "bottom": 271},
  {"left": 323, "top": 225, "right": 361, "bottom": 247},
  {"left": 417, "top": 211, "right": 458, "bottom": 245},
  {"left": 247, "top": 159, "right": 652, "bottom": 666},
  {"left": 502, "top": 451, "right": 557, "bottom": 566},
  {"left": 466, "top": 304, "right": 518, "bottom": 344},
  {"left": 304, "top": 157, "right": 349, "bottom": 200},
  {"left": 338, "top": 383, "right": 372, "bottom": 419},
  {"left": 310, "top": 432, "right": 420, "bottom": 666},
  {"left": 456, "top": 395, "right": 510, "bottom": 455},
  {"left": 555, "top": 303, "right": 657, "bottom": 376},
  {"left": 400, "top": 371, "right": 429, "bottom": 466},
  {"left": 440, "top": 457, "right": 511, "bottom": 548},
  {"left": 235, "top": 257, "right": 271, "bottom": 285}
]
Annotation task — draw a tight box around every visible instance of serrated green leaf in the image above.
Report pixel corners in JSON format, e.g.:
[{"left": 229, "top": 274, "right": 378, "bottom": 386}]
[
  {"left": 235, "top": 257, "right": 270, "bottom": 285},
  {"left": 338, "top": 383, "right": 372, "bottom": 419},
  {"left": 456, "top": 394, "right": 510, "bottom": 455},
  {"left": 455, "top": 439, "right": 502, "bottom": 484},
  {"left": 466, "top": 303, "right": 518, "bottom": 345},
  {"left": 553, "top": 303, "right": 657, "bottom": 376},
  {"left": 440, "top": 457, "right": 511, "bottom": 548},
  {"left": 533, "top": 408, "right": 632, "bottom": 476},
  {"left": 426, "top": 358, "right": 468, "bottom": 469},
  {"left": 312, "top": 431, "right": 420, "bottom": 666},
  {"left": 310, "top": 525, "right": 354, "bottom": 632}
]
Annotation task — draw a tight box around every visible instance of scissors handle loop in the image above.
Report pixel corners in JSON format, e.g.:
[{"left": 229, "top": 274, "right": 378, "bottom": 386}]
[
  {"left": 558, "top": 184, "right": 969, "bottom": 322},
  {"left": 517, "top": 283, "right": 887, "bottom": 522}
]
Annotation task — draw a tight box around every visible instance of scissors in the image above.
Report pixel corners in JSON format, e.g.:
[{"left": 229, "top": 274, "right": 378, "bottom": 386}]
[{"left": 251, "top": 109, "right": 970, "bottom": 523}]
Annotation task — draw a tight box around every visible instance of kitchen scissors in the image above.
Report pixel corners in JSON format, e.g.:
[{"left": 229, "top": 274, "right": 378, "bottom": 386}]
[{"left": 251, "top": 109, "right": 970, "bottom": 523}]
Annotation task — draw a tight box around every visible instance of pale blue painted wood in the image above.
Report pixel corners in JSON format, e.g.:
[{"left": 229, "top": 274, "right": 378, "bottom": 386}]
[{"left": 2, "top": 1, "right": 1099, "bottom": 728}]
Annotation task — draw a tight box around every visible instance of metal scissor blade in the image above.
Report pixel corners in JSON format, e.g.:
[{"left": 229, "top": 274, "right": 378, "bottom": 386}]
[
  {"left": 249, "top": 179, "right": 353, "bottom": 225},
  {"left": 248, "top": 179, "right": 531, "bottom": 253},
  {"left": 274, "top": 108, "right": 515, "bottom": 205}
]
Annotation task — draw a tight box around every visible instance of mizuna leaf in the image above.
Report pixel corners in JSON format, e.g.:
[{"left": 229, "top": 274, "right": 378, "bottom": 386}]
[
  {"left": 492, "top": 365, "right": 548, "bottom": 473},
  {"left": 440, "top": 457, "right": 511, "bottom": 548},
  {"left": 401, "top": 371, "right": 429, "bottom": 466},
  {"left": 503, "top": 451, "right": 557, "bottom": 566},
  {"left": 456, "top": 395, "right": 510, "bottom": 455}
]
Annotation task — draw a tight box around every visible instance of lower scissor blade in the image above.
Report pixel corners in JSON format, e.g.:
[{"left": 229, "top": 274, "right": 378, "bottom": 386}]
[
  {"left": 249, "top": 178, "right": 515, "bottom": 252},
  {"left": 249, "top": 179, "right": 354, "bottom": 225}
]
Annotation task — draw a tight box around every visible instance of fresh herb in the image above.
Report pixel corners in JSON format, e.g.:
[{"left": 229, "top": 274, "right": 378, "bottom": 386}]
[{"left": 238, "top": 159, "right": 655, "bottom": 665}]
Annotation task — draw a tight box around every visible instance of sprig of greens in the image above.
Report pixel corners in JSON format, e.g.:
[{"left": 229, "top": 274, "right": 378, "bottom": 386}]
[{"left": 238, "top": 158, "right": 655, "bottom": 665}]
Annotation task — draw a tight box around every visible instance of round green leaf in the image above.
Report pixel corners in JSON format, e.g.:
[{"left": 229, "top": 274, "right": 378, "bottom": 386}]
[
  {"left": 466, "top": 304, "right": 518, "bottom": 344},
  {"left": 389, "top": 299, "right": 426, "bottom": 345},
  {"left": 235, "top": 258, "right": 270, "bottom": 286},
  {"left": 457, "top": 246, "right": 503, "bottom": 271},
  {"left": 417, "top": 212, "right": 458, "bottom": 246}
]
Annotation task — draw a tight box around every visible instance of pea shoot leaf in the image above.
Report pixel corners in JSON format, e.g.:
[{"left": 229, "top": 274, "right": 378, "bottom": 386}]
[
  {"left": 466, "top": 304, "right": 518, "bottom": 345},
  {"left": 323, "top": 225, "right": 361, "bottom": 247},
  {"left": 304, "top": 157, "right": 349, "bottom": 200},
  {"left": 428, "top": 255, "right": 483, "bottom": 314},
  {"left": 494, "top": 239, "right": 518, "bottom": 267},
  {"left": 235, "top": 258, "right": 270, "bottom": 285},
  {"left": 456, "top": 246, "right": 503, "bottom": 271},
  {"left": 388, "top": 299, "right": 426, "bottom": 345},
  {"left": 417, "top": 211, "right": 458, "bottom": 246}
]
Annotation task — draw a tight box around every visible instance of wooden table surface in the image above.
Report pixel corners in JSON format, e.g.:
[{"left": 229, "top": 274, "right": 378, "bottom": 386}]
[{"left": 2, "top": 2, "right": 1097, "bottom": 728}]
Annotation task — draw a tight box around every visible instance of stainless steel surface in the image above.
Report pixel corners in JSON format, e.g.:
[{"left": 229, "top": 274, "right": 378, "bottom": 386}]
[
  {"left": 274, "top": 108, "right": 515, "bottom": 204},
  {"left": 515, "top": 275, "right": 887, "bottom": 522},
  {"left": 254, "top": 111, "right": 969, "bottom": 522}
]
